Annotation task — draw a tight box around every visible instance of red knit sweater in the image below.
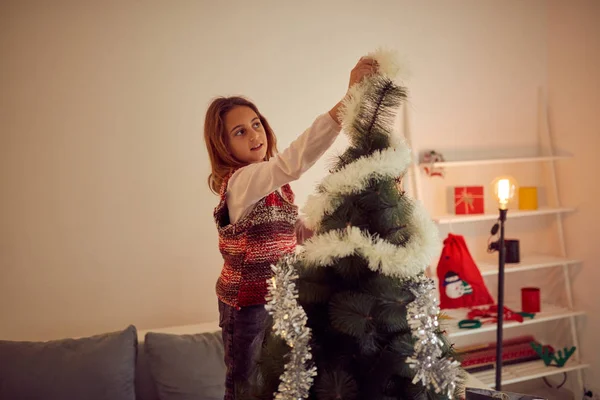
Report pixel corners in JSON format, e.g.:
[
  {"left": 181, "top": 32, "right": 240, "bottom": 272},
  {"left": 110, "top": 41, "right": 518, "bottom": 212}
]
[{"left": 214, "top": 172, "right": 298, "bottom": 309}]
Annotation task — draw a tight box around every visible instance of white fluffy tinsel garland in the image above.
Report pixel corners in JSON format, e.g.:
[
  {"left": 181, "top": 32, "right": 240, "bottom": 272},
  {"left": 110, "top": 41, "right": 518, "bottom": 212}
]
[
  {"left": 301, "top": 134, "right": 410, "bottom": 231},
  {"left": 301, "top": 200, "right": 440, "bottom": 279}
]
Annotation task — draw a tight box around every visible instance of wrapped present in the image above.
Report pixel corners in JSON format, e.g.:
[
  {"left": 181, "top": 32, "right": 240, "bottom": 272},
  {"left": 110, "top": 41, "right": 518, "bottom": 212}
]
[
  {"left": 456, "top": 335, "right": 542, "bottom": 373},
  {"left": 454, "top": 186, "right": 484, "bottom": 215}
]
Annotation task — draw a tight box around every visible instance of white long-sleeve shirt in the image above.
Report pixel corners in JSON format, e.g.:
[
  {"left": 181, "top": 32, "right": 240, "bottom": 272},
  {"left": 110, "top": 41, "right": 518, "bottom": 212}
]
[{"left": 226, "top": 112, "right": 342, "bottom": 224}]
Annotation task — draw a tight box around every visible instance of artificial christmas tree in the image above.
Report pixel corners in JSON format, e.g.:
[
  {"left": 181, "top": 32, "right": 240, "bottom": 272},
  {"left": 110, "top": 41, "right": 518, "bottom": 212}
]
[{"left": 240, "top": 50, "right": 465, "bottom": 400}]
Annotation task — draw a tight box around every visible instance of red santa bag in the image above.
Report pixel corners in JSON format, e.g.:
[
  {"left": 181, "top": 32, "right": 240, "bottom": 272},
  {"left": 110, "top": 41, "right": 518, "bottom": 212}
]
[{"left": 436, "top": 233, "right": 494, "bottom": 309}]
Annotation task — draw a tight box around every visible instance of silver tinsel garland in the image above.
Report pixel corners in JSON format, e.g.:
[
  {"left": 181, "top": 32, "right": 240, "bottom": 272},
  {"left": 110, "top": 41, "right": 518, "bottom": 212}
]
[
  {"left": 265, "top": 254, "right": 317, "bottom": 400},
  {"left": 406, "top": 277, "right": 461, "bottom": 398}
]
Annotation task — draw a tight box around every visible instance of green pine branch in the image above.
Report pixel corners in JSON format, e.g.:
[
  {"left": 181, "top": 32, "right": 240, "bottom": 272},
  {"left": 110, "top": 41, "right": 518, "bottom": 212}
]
[
  {"left": 330, "top": 76, "right": 406, "bottom": 174},
  {"left": 329, "top": 292, "right": 377, "bottom": 340}
]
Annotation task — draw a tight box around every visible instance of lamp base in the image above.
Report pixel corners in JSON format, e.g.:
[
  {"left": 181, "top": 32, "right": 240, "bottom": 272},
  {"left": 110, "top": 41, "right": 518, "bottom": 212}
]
[{"left": 495, "top": 207, "right": 507, "bottom": 391}]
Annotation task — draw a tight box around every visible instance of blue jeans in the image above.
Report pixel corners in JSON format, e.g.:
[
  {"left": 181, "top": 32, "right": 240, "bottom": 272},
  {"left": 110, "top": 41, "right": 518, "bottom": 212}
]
[{"left": 218, "top": 300, "right": 268, "bottom": 400}]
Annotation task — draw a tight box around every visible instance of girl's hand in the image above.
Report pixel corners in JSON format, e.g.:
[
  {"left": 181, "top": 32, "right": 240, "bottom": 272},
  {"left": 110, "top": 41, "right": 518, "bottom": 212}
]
[
  {"left": 347, "top": 56, "right": 378, "bottom": 89},
  {"left": 329, "top": 56, "right": 379, "bottom": 124}
]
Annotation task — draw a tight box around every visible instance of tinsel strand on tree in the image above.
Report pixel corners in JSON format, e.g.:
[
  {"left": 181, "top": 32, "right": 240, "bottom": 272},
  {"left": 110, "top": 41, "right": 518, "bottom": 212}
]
[
  {"left": 406, "top": 277, "right": 461, "bottom": 398},
  {"left": 264, "top": 255, "right": 317, "bottom": 400}
]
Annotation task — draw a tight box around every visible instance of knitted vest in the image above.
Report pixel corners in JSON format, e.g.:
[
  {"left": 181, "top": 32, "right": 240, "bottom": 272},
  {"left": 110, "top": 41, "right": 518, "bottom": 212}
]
[{"left": 214, "top": 172, "right": 298, "bottom": 309}]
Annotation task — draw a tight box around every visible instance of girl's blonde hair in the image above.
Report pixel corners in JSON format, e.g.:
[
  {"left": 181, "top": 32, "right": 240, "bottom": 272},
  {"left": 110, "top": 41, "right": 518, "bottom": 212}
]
[{"left": 204, "top": 96, "right": 278, "bottom": 194}]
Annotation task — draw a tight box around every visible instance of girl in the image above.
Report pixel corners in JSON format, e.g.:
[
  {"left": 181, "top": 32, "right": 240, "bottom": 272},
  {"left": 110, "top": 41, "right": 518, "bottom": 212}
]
[{"left": 204, "top": 56, "right": 378, "bottom": 399}]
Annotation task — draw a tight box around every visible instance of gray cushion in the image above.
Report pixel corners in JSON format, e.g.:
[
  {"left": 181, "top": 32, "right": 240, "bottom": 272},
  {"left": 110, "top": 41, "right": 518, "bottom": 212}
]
[
  {"left": 136, "top": 344, "right": 160, "bottom": 400},
  {"left": 0, "top": 325, "right": 137, "bottom": 400},
  {"left": 144, "top": 331, "right": 226, "bottom": 400}
]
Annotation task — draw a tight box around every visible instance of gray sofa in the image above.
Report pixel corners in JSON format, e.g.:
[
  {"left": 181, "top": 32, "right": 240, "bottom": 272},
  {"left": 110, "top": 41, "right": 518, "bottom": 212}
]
[
  {"left": 0, "top": 323, "right": 486, "bottom": 399},
  {"left": 0, "top": 323, "right": 227, "bottom": 400}
]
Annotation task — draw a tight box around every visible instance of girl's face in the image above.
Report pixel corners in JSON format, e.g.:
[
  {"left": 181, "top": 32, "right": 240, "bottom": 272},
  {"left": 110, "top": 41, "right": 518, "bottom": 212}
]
[{"left": 224, "top": 106, "right": 268, "bottom": 164}]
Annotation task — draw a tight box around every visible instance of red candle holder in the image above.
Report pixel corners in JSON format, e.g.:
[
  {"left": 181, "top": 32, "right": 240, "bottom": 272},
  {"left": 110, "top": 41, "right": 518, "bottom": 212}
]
[{"left": 521, "top": 287, "right": 541, "bottom": 313}]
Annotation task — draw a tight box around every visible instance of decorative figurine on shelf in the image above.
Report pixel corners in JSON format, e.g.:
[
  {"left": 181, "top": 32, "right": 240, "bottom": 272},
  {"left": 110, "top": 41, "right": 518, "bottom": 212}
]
[
  {"left": 421, "top": 150, "right": 445, "bottom": 177},
  {"left": 530, "top": 342, "right": 577, "bottom": 367}
]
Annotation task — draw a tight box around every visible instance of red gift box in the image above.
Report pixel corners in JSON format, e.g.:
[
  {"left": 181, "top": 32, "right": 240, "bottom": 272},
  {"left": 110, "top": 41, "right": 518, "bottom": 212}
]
[
  {"left": 454, "top": 186, "right": 484, "bottom": 215},
  {"left": 457, "top": 335, "right": 542, "bottom": 372}
]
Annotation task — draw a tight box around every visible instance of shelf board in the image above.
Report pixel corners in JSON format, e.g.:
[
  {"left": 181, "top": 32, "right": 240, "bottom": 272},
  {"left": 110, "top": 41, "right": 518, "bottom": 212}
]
[
  {"left": 433, "top": 207, "right": 575, "bottom": 224},
  {"left": 443, "top": 303, "right": 584, "bottom": 338},
  {"left": 478, "top": 254, "right": 581, "bottom": 277},
  {"left": 419, "top": 155, "right": 572, "bottom": 168},
  {"left": 471, "top": 359, "right": 589, "bottom": 387}
]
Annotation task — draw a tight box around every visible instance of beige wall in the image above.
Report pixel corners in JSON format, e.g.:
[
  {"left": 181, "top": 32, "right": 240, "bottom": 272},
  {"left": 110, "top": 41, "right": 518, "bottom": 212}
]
[
  {"left": 1, "top": 1, "right": 549, "bottom": 341},
  {"left": 547, "top": 0, "right": 600, "bottom": 389}
]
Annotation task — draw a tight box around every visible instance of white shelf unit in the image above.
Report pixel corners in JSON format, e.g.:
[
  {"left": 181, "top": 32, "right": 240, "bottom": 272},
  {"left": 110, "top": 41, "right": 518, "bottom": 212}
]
[
  {"left": 472, "top": 359, "right": 590, "bottom": 388},
  {"left": 418, "top": 154, "right": 572, "bottom": 169},
  {"left": 442, "top": 303, "right": 585, "bottom": 339},
  {"left": 403, "top": 93, "right": 587, "bottom": 393},
  {"left": 477, "top": 254, "right": 580, "bottom": 277},
  {"left": 433, "top": 207, "right": 575, "bottom": 224}
]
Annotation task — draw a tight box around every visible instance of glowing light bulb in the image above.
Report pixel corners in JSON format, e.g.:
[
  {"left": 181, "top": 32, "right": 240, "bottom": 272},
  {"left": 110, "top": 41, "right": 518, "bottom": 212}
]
[{"left": 491, "top": 176, "right": 518, "bottom": 209}]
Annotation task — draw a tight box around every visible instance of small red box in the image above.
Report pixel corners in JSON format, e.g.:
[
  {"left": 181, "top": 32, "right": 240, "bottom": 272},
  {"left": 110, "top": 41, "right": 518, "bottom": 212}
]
[{"left": 454, "top": 186, "right": 484, "bottom": 215}]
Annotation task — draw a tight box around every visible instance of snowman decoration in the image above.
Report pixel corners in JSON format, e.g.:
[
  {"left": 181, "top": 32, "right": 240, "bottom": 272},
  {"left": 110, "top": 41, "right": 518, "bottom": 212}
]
[{"left": 443, "top": 271, "right": 473, "bottom": 299}]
